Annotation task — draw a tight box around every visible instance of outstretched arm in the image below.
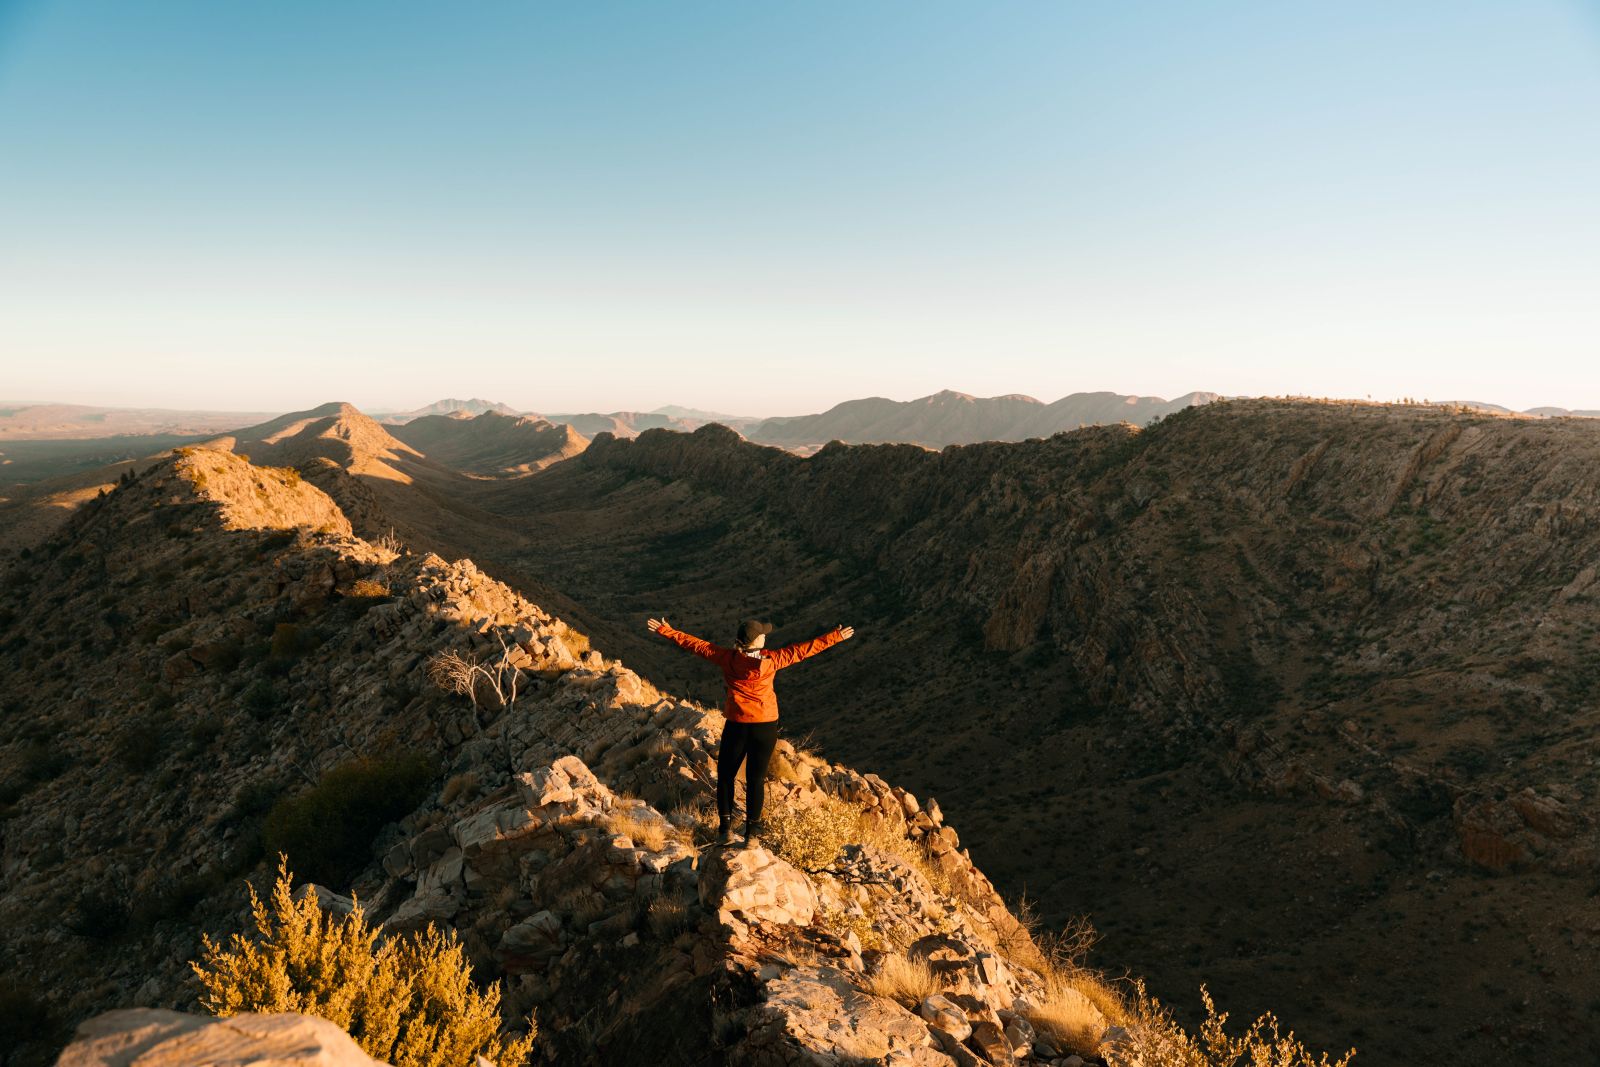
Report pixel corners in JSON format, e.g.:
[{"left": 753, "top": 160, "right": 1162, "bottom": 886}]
[
  {"left": 770, "top": 625, "right": 854, "bottom": 670},
  {"left": 647, "top": 617, "right": 723, "bottom": 661}
]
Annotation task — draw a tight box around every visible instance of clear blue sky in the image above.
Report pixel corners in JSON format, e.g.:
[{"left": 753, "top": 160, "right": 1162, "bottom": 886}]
[{"left": 2, "top": 1, "right": 1597, "bottom": 416}]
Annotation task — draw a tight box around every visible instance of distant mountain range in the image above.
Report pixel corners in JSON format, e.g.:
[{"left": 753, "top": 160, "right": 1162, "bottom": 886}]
[
  {"left": 746, "top": 389, "right": 1221, "bottom": 449},
  {"left": 376, "top": 397, "right": 519, "bottom": 421}
]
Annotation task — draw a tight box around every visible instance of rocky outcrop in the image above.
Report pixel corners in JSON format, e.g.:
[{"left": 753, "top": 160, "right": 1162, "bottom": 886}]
[{"left": 57, "top": 1009, "right": 386, "bottom": 1067}]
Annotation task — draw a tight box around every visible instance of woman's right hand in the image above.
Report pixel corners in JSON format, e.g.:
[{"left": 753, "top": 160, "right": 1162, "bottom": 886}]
[{"left": 646, "top": 617, "right": 667, "bottom": 633}]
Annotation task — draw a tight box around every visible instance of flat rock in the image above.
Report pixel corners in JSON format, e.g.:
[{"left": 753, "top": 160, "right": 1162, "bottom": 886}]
[{"left": 57, "top": 1008, "right": 388, "bottom": 1067}]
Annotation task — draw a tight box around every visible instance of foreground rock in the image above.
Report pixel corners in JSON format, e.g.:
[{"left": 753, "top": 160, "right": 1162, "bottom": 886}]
[{"left": 57, "top": 1009, "right": 387, "bottom": 1067}]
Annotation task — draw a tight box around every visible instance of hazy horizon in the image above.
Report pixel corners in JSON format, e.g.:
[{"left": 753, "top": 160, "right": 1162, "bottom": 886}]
[
  {"left": 6, "top": 384, "right": 1600, "bottom": 426},
  {"left": 3, "top": 2, "right": 1598, "bottom": 413}
]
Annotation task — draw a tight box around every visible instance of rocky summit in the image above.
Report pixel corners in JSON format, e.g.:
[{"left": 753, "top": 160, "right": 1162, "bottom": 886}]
[{"left": 5, "top": 443, "right": 1128, "bottom": 1067}]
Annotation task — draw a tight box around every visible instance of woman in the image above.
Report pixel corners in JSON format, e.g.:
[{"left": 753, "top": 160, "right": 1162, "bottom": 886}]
[{"left": 646, "top": 615, "right": 854, "bottom": 848}]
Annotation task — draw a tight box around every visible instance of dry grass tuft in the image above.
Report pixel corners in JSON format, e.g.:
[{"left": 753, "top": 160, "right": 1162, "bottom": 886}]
[
  {"left": 440, "top": 771, "right": 480, "bottom": 806},
  {"left": 1025, "top": 969, "right": 1121, "bottom": 1056},
  {"left": 646, "top": 896, "right": 692, "bottom": 938},
  {"left": 863, "top": 954, "right": 944, "bottom": 1009},
  {"left": 344, "top": 577, "right": 391, "bottom": 598},
  {"left": 602, "top": 807, "right": 670, "bottom": 851}
]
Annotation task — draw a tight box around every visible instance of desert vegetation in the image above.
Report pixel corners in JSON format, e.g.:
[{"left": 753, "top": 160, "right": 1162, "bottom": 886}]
[
  {"left": 191, "top": 858, "right": 535, "bottom": 1067},
  {"left": 262, "top": 753, "right": 434, "bottom": 886}
]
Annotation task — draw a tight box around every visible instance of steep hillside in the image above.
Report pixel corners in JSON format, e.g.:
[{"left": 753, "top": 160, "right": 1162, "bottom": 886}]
[
  {"left": 389, "top": 411, "right": 589, "bottom": 478},
  {"left": 5, "top": 448, "right": 1186, "bottom": 1067},
  {"left": 414, "top": 399, "right": 1600, "bottom": 1066},
  {"left": 749, "top": 389, "right": 1218, "bottom": 448}
]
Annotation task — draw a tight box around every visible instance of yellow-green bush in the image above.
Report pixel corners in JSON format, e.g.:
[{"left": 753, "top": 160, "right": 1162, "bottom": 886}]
[
  {"left": 763, "top": 796, "right": 858, "bottom": 872},
  {"left": 1105, "top": 984, "right": 1354, "bottom": 1067},
  {"left": 262, "top": 753, "right": 433, "bottom": 887},
  {"left": 816, "top": 903, "right": 885, "bottom": 952},
  {"left": 192, "top": 857, "right": 535, "bottom": 1067}
]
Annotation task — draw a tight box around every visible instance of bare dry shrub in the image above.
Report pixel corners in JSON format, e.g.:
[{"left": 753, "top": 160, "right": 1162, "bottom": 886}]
[{"left": 375, "top": 527, "right": 405, "bottom": 559}]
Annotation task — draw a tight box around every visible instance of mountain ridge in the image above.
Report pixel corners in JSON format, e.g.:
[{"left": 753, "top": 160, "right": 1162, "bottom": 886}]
[{"left": 0, "top": 445, "right": 1196, "bottom": 1067}]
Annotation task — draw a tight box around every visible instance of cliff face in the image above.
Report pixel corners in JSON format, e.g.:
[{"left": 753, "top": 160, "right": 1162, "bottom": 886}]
[
  {"left": 0, "top": 449, "right": 1068, "bottom": 1067},
  {"left": 409, "top": 399, "right": 1600, "bottom": 1066}
]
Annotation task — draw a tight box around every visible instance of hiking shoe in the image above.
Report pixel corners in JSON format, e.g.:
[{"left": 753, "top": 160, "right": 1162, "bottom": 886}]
[
  {"left": 741, "top": 833, "right": 761, "bottom": 850},
  {"left": 717, "top": 825, "right": 736, "bottom": 847}
]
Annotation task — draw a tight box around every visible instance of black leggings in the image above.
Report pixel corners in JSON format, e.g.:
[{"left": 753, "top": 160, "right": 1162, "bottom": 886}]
[{"left": 717, "top": 720, "right": 779, "bottom": 828}]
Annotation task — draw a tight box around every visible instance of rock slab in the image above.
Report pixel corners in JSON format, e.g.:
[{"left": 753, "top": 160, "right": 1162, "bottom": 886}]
[{"left": 57, "top": 1008, "right": 389, "bottom": 1067}]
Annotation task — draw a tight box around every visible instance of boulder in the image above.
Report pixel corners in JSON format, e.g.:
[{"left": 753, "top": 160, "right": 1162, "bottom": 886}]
[
  {"left": 516, "top": 754, "right": 605, "bottom": 808},
  {"left": 57, "top": 1008, "right": 387, "bottom": 1067},
  {"left": 929, "top": 1029, "right": 986, "bottom": 1067},
  {"left": 968, "top": 1018, "right": 1013, "bottom": 1064},
  {"left": 919, "top": 994, "right": 972, "bottom": 1041},
  {"left": 739, "top": 966, "right": 952, "bottom": 1065},
  {"left": 699, "top": 846, "right": 817, "bottom": 927}
]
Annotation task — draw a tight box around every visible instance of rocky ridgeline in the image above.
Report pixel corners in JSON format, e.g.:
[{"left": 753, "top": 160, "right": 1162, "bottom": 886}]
[{"left": 7, "top": 447, "right": 1118, "bottom": 1066}]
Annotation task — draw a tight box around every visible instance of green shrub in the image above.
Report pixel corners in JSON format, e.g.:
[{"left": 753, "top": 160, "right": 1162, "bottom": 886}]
[
  {"left": 241, "top": 679, "right": 283, "bottom": 720},
  {"left": 192, "top": 858, "right": 534, "bottom": 1067},
  {"left": 116, "top": 720, "right": 165, "bottom": 773},
  {"left": 263, "top": 754, "right": 434, "bottom": 886},
  {"left": 20, "top": 739, "right": 70, "bottom": 783},
  {"left": 270, "top": 622, "right": 321, "bottom": 660},
  {"left": 188, "top": 713, "right": 226, "bottom": 749},
  {"left": 0, "top": 978, "right": 54, "bottom": 1049},
  {"left": 68, "top": 884, "right": 131, "bottom": 940},
  {"left": 270, "top": 622, "right": 301, "bottom": 658}
]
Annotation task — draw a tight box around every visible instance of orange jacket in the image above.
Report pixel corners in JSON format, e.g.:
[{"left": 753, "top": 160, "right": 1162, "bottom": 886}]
[{"left": 655, "top": 622, "right": 845, "bottom": 723}]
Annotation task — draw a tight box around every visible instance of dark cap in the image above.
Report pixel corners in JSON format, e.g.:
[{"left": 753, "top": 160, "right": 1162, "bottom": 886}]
[{"left": 736, "top": 619, "right": 774, "bottom": 646}]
